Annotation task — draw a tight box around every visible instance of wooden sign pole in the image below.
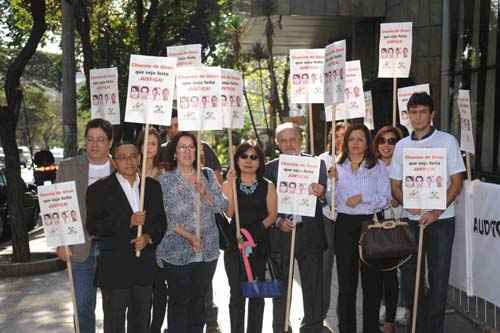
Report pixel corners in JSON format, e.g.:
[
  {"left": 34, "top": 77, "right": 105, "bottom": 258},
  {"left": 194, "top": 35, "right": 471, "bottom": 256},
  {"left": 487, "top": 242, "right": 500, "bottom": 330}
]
[
  {"left": 283, "top": 227, "right": 297, "bottom": 332},
  {"left": 411, "top": 224, "right": 425, "bottom": 333},
  {"left": 196, "top": 130, "right": 202, "bottom": 239},
  {"left": 65, "top": 247, "right": 81, "bottom": 333},
  {"left": 393, "top": 78, "right": 398, "bottom": 126},
  {"left": 136, "top": 123, "right": 150, "bottom": 257},
  {"left": 227, "top": 128, "right": 241, "bottom": 241},
  {"left": 308, "top": 103, "right": 315, "bottom": 155},
  {"left": 330, "top": 108, "right": 337, "bottom": 217}
]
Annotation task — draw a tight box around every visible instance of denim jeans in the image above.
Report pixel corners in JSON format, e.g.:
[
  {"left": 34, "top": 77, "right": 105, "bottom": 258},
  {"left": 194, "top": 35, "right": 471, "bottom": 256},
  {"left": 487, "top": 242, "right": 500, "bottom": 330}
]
[
  {"left": 406, "top": 218, "right": 455, "bottom": 333},
  {"left": 72, "top": 241, "right": 98, "bottom": 333}
]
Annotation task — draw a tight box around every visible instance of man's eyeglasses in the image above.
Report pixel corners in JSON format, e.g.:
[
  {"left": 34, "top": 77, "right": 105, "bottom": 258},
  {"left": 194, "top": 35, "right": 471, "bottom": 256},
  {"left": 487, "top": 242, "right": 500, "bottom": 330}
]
[
  {"left": 240, "top": 153, "right": 258, "bottom": 161},
  {"left": 379, "top": 137, "right": 398, "bottom": 145},
  {"left": 86, "top": 137, "right": 108, "bottom": 144},
  {"left": 113, "top": 154, "right": 138, "bottom": 161}
]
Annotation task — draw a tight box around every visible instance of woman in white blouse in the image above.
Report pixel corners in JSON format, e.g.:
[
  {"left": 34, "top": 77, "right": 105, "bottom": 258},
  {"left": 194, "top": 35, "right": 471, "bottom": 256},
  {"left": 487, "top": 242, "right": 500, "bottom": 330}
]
[{"left": 330, "top": 124, "right": 391, "bottom": 333}]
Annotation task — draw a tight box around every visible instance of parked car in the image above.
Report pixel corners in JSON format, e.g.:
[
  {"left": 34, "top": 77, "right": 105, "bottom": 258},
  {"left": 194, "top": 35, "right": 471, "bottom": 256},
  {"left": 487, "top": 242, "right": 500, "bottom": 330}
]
[{"left": 0, "top": 169, "right": 40, "bottom": 240}]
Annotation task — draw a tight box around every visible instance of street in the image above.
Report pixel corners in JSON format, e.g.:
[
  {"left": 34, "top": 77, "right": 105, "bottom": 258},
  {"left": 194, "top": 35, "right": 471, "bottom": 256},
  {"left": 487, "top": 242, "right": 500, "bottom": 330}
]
[{"left": 0, "top": 232, "right": 481, "bottom": 333}]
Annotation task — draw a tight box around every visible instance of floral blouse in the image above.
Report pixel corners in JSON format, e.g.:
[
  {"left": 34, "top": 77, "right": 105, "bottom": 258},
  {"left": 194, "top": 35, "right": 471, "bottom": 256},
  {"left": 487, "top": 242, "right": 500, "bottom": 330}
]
[{"left": 156, "top": 167, "right": 227, "bottom": 266}]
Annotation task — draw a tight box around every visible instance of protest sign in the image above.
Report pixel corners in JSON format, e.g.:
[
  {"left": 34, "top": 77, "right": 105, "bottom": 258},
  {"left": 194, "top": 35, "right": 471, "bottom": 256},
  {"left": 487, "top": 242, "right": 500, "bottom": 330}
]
[
  {"left": 90, "top": 68, "right": 120, "bottom": 124},
  {"left": 457, "top": 89, "right": 475, "bottom": 154},
  {"left": 221, "top": 68, "right": 244, "bottom": 129},
  {"left": 397, "top": 84, "right": 430, "bottom": 132},
  {"left": 378, "top": 22, "right": 412, "bottom": 78},
  {"left": 176, "top": 66, "right": 223, "bottom": 131},
  {"left": 37, "top": 181, "right": 85, "bottom": 248},
  {"left": 334, "top": 60, "right": 365, "bottom": 120},
  {"left": 402, "top": 148, "right": 447, "bottom": 210},
  {"left": 364, "top": 90, "right": 374, "bottom": 130},
  {"left": 277, "top": 155, "right": 321, "bottom": 217},
  {"left": 167, "top": 44, "right": 202, "bottom": 67},
  {"left": 290, "top": 49, "right": 325, "bottom": 104},
  {"left": 124, "top": 55, "right": 176, "bottom": 126},
  {"left": 324, "top": 40, "right": 346, "bottom": 106}
]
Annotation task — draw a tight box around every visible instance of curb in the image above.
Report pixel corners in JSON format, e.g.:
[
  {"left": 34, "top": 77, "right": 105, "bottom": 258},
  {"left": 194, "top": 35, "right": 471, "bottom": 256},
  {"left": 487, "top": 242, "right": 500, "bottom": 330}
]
[{"left": 0, "top": 252, "right": 66, "bottom": 277}]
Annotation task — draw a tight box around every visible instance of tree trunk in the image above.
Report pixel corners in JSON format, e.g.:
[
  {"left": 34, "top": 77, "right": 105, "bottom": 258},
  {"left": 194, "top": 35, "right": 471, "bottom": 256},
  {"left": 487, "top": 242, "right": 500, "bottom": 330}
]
[
  {"left": 62, "top": 0, "right": 78, "bottom": 157},
  {"left": 74, "top": 0, "right": 93, "bottom": 95},
  {"left": 265, "top": 15, "right": 282, "bottom": 130},
  {"left": 0, "top": 0, "right": 47, "bottom": 263}
]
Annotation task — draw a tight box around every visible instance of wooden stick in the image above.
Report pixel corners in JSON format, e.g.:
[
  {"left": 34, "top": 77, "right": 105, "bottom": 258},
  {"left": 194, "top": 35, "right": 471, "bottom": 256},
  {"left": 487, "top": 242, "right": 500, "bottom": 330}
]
[
  {"left": 196, "top": 131, "right": 202, "bottom": 239},
  {"left": 308, "top": 103, "right": 315, "bottom": 155},
  {"left": 330, "top": 109, "right": 337, "bottom": 218},
  {"left": 411, "top": 224, "right": 425, "bottom": 333},
  {"left": 393, "top": 78, "right": 397, "bottom": 126},
  {"left": 227, "top": 128, "right": 241, "bottom": 241},
  {"left": 466, "top": 153, "right": 472, "bottom": 181},
  {"left": 136, "top": 123, "right": 150, "bottom": 257},
  {"left": 284, "top": 227, "right": 297, "bottom": 332},
  {"left": 65, "top": 246, "right": 80, "bottom": 333}
]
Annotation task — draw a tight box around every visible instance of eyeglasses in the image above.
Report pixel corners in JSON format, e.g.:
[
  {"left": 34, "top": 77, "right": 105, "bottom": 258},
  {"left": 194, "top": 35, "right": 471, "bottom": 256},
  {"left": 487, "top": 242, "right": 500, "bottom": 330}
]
[
  {"left": 86, "top": 137, "right": 108, "bottom": 144},
  {"left": 240, "top": 153, "right": 258, "bottom": 161},
  {"left": 178, "top": 145, "right": 195, "bottom": 152},
  {"left": 113, "top": 154, "right": 138, "bottom": 161},
  {"left": 379, "top": 137, "right": 398, "bottom": 145}
]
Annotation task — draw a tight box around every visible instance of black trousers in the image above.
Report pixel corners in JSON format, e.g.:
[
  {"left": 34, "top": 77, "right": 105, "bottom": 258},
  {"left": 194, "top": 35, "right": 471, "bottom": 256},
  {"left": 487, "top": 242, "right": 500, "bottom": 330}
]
[
  {"left": 270, "top": 228, "right": 324, "bottom": 333},
  {"left": 335, "top": 213, "right": 387, "bottom": 333},
  {"left": 163, "top": 260, "right": 218, "bottom": 333},
  {"left": 224, "top": 250, "right": 266, "bottom": 333},
  {"left": 150, "top": 266, "right": 168, "bottom": 333},
  {"left": 101, "top": 285, "right": 152, "bottom": 333}
]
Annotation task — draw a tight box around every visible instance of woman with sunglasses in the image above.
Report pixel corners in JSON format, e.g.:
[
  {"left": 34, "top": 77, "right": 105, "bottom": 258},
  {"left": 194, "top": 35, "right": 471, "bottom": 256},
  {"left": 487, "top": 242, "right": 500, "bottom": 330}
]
[
  {"left": 329, "top": 124, "right": 391, "bottom": 333},
  {"left": 156, "top": 132, "right": 228, "bottom": 333},
  {"left": 222, "top": 142, "right": 277, "bottom": 333},
  {"left": 372, "top": 125, "right": 404, "bottom": 333}
]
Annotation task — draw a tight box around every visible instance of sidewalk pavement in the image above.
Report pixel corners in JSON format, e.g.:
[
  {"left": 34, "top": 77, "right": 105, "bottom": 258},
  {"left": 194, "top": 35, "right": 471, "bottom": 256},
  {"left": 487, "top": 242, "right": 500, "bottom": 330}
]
[{"left": 0, "top": 233, "right": 482, "bottom": 333}]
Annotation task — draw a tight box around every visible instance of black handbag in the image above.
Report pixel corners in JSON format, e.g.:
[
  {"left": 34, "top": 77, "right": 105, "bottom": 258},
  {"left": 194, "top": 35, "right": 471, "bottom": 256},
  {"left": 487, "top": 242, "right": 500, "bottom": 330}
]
[{"left": 358, "top": 211, "right": 417, "bottom": 271}]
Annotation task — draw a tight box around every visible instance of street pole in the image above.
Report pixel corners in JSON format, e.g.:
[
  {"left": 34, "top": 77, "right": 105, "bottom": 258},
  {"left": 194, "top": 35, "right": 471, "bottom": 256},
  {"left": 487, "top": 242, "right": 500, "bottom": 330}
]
[{"left": 62, "top": 0, "right": 78, "bottom": 158}]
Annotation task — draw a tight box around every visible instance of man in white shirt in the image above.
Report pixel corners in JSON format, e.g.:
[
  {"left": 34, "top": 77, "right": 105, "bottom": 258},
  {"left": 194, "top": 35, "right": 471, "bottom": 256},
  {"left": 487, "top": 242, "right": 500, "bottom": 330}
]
[
  {"left": 55, "top": 118, "right": 114, "bottom": 333},
  {"left": 390, "top": 92, "right": 465, "bottom": 333}
]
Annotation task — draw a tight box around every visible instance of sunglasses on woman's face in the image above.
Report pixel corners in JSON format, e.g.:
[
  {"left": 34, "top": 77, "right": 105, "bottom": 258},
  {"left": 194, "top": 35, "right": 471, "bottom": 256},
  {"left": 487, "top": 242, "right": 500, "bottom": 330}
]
[
  {"left": 379, "top": 137, "right": 398, "bottom": 145},
  {"left": 240, "top": 153, "right": 259, "bottom": 161}
]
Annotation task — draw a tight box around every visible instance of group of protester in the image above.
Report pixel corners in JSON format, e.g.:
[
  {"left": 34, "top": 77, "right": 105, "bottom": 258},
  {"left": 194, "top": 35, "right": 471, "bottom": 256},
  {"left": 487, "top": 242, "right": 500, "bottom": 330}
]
[{"left": 55, "top": 92, "right": 465, "bottom": 333}]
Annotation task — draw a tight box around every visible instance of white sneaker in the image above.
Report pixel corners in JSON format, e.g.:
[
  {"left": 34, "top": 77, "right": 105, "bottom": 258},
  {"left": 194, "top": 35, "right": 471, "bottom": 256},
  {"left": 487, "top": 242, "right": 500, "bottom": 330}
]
[
  {"left": 379, "top": 305, "right": 386, "bottom": 324},
  {"left": 395, "top": 306, "right": 409, "bottom": 326}
]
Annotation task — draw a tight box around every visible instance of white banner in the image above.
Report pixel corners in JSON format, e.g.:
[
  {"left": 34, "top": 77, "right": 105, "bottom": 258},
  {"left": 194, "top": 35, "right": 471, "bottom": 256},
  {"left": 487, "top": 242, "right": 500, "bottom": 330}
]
[
  {"left": 324, "top": 40, "right": 346, "bottom": 106},
  {"left": 364, "top": 91, "right": 374, "bottom": 130},
  {"left": 290, "top": 49, "right": 325, "bottom": 104},
  {"left": 37, "top": 181, "right": 85, "bottom": 248},
  {"left": 397, "top": 84, "right": 430, "bottom": 132},
  {"left": 402, "top": 148, "right": 447, "bottom": 210},
  {"left": 176, "top": 66, "right": 223, "bottom": 131},
  {"left": 457, "top": 89, "right": 475, "bottom": 154},
  {"left": 124, "top": 55, "right": 176, "bottom": 126},
  {"left": 378, "top": 22, "right": 412, "bottom": 78},
  {"left": 277, "top": 155, "right": 320, "bottom": 218},
  {"left": 221, "top": 68, "right": 244, "bottom": 129},
  {"left": 334, "top": 60, "right": 365, "bottom": 120},
  {"left": 90, "top": 68, "right": 120, "bottom": 125},
  {"left": 451, "top": 180, "right": 500, "bottom": 307}
]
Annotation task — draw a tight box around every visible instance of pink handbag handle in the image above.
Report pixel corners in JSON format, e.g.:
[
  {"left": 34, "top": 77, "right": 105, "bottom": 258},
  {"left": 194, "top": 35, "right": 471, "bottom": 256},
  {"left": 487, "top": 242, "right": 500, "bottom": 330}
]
[{"left": 239, "top": 228, "right": 256, "bottom": 282}]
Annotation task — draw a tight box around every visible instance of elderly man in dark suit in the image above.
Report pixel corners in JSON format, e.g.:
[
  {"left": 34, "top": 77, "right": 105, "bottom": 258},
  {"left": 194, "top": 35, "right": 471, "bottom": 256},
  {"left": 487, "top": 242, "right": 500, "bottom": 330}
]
[
  {"left": 86, "top": 143, "right": 166, "bottom": 333},
  {"left": 55, "top": 118, "right": 114, "bottom": 333},
  {"left": 264, "top": 122, "right": 329, "bottom": 333}
]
